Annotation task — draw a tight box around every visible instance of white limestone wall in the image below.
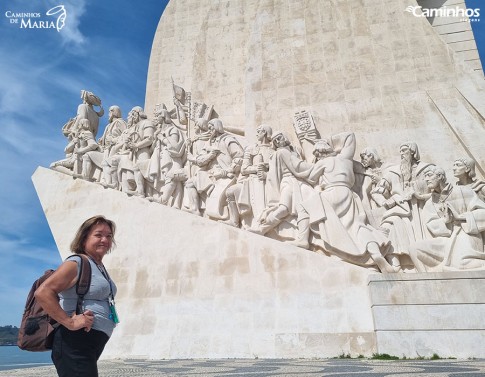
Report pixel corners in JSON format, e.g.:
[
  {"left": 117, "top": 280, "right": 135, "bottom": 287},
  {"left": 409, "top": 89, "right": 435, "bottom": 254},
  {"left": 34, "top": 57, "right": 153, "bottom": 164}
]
[
  {"left": 417, "top": 0, "right": 483, "bottom": 75},
  {"left": 368, "top": 271, "right": 485, "bottom": 358},
  {"left": 145, "top": 0, "right": 485, "bottom": 179},
  {"left": 32, "top": 167, "right": 377, "bottom": 359}
]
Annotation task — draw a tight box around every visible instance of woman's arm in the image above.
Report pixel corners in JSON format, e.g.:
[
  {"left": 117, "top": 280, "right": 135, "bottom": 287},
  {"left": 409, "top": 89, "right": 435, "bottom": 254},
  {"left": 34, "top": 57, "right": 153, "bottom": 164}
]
[{"left": 34, "top": 260, "right": 94, "bottom": 331}]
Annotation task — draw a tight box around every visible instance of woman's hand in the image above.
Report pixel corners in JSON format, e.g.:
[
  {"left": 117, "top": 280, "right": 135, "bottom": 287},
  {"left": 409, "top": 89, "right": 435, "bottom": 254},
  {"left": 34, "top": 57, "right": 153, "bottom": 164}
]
[{"left": 67, "top": 309, "right": 95, "bottom": 332}]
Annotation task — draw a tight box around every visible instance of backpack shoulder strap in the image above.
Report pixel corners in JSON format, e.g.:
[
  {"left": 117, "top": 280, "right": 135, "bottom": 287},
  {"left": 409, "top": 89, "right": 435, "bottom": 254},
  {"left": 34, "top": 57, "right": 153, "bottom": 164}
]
[
  {"left": 76, "top": 254, "right": 91, "bottom": 296},
  {"left": 66, "top": 254, "right": 92, "bottom": 315}
]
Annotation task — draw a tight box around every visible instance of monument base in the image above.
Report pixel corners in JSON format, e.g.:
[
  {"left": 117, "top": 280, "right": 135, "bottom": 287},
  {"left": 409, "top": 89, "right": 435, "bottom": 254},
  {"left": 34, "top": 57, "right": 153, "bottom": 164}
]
[
  {"left": 369, "top": 271, "right": 485, "bottom": 358},
  {"left": 32, "top": 167, "right": 484, "bottom": 359}
]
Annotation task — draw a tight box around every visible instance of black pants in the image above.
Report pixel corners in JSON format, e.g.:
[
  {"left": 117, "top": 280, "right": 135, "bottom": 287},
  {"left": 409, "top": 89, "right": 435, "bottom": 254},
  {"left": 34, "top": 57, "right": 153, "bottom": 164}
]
[{"left": 51, "top": 326, "right": 109, "bottom": 377}]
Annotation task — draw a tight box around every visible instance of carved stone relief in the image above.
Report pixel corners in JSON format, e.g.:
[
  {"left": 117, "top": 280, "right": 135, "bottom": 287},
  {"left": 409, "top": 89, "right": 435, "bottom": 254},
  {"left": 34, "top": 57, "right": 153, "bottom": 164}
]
[{"left": 50, "top": 87, "right": 485, "bottom": 274}]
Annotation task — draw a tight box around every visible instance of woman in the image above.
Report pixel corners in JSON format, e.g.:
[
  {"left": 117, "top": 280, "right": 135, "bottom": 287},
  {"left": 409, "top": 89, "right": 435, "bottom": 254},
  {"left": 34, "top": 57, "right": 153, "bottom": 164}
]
[{"left": 35, "top": 215, "right": 118, "bottom": 377}]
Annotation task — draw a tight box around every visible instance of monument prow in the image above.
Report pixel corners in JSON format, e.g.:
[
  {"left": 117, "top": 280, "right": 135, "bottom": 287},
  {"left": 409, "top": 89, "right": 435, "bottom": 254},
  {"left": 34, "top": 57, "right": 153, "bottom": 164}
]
[
  {"left": 33, "top": 166, "right": 485, "bottom": 358},
  {"left": 33, "top": 166, "right": 377, "bottom": 358}
]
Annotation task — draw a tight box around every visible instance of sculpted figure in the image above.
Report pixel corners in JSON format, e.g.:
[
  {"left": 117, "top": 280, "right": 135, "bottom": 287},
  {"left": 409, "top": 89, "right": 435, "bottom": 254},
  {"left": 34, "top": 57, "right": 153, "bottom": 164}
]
[
  {"left": 118, "top": 106, "right": 155, "bottom": 196},
  {"left": 184, "top": 119, "right": 244, "bottom": 219},
  {"left": 62, "top": 90, "right": 104, "bottom": 138},
  {"left": 298, "top": 132, "right": 395, "bottom": 273},
  {"left": 50, "top": 129, "right": 80, "bottom": 173},
  {"left": 249, "top": 132, "right": 314, "bottom": 242},
  {"left": 409, "top": 166, "right": 485, "bottom": 272},
  {"left": 147, "top": 104, "right": 187, "bottom": 207},
  {"left": 453, "top": 158, "right": 485, "bottom": 202},
  {"left": 81, "top": 106, "right": 127, "bottom": 182},
  {"left": 358, "top": 147, "right": 390, "bottom": 228},
  {"left": 186, "top": 118, "right": 211, "bottom": 177},
  {"left": 183, "top": 118, "right": 210, "bottom": 210},
  {"left": 371, "top": 142, "right": 434, "bottom": 270},
  {"left": 100, "top": 107, "right": 151, "bottom": 191},
  {"left": 51, "top": 119, "right": 99, "bottom": 176},
  {"left": 223, "top": 124, "right": 274, "bottom": 228}
]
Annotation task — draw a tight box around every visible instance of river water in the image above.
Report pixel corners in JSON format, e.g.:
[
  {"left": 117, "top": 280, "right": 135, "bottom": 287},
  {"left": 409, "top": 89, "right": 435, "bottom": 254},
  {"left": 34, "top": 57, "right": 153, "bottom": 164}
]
[{"left": 0, "top": 346, "right": 52, "bottom": 371}]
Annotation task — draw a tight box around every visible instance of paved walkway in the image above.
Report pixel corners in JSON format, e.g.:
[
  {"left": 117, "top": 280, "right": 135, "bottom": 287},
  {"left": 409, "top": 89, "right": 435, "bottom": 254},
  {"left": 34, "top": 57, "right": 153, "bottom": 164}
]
[{"left": 1, "top": 358, "right": 485, "bottom": 376}]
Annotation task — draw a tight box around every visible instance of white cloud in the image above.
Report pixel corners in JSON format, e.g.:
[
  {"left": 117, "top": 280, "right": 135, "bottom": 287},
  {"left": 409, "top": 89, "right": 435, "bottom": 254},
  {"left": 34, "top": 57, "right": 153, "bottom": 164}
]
[
  {"left": 43, "top": 0, "right": 88, "bottom": 49},
  {"left": 60, "top": 2, "right": 87, "bottom": 47}
]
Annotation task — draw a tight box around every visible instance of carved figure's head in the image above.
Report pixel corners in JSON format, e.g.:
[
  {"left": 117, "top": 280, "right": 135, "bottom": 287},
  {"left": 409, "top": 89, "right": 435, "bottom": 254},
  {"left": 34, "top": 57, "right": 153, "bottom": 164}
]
[
  {"left": 399, "top": 142, "right": 420, "bottom": 162},
  {"left": 271, "top": 132, "right": 291, "bottom": 149},
  {"left": 153, "top": 103, "right": 171, "bottom": 126},
  {"left": 453, "top": 158, "right": 476, "bottom": 180},
  {"left": 400, "top": 142, "right": 420, "bottom": 182},
  {"left": 128, "top": 106, "right": 147, "bottom": 126},
  {"left": 256, "top": 124, "right": 273, "bottom": 142},
  {"left": 208, "top": 118, "right": 224, "bottom": 138},
  {"left": 424, "top": 166, "right": 447, "bottom": 191},
  {"left": 313, "top": 139, "right": 335, "bottom": 159},
  {"left": 360, "top": 147, "right": 381, "bottom": 168},
  {"left": 109, "top": 106, "right": 122, "bottom": 122}
]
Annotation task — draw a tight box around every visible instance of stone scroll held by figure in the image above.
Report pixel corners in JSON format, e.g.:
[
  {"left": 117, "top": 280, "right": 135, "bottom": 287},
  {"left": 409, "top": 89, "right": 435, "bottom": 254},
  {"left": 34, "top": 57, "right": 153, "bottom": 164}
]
[{"left": 293, "top": 109, "right": 320, "bottom": 162}]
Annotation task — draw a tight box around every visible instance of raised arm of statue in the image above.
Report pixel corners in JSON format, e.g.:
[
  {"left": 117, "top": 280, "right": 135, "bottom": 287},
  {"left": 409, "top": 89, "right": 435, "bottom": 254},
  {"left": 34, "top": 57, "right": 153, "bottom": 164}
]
[{"left": 329, "top": 132, "right": 356, "bottom": 160}]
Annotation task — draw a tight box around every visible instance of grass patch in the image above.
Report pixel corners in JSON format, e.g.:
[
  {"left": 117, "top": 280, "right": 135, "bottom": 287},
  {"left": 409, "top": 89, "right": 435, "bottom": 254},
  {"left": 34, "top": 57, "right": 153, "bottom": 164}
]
[
  {"left": 332, "top": 352, "right": 456, "bottom": 361},
  {"left": 371, "top": 353, "right": 400, "bottom": 360}
]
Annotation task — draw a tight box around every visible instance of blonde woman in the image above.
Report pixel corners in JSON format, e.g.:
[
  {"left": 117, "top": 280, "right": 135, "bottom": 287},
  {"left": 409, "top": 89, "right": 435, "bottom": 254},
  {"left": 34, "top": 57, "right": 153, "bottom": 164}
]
[{"left": 36, "top": 215, "right": 118, "bottom": 377}]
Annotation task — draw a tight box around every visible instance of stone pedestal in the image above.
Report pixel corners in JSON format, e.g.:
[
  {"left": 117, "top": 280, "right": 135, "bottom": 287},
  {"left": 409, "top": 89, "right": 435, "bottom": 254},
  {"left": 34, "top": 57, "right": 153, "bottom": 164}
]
[
  {"left": 33, "top": 166, "right": 377, "bottom": 359},
  {"left": 33, "top": 167, "right": 485, "bottom": 358},
  {"left": 368, "top": 271, "right": 485, "bottom": 358}
]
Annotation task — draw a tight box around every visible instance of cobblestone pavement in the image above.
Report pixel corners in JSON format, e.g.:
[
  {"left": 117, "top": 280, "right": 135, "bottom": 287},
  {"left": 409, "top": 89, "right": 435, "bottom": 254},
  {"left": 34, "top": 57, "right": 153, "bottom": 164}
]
[{"left": 1, "top": 358, "right": 485, "bottom": 377}]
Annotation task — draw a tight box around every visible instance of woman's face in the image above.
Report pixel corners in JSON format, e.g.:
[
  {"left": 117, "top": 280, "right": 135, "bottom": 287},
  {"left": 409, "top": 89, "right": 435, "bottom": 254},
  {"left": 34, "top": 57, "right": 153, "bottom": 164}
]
[{"left": 84, "top": 223, "right": 113, "bottom": 261}]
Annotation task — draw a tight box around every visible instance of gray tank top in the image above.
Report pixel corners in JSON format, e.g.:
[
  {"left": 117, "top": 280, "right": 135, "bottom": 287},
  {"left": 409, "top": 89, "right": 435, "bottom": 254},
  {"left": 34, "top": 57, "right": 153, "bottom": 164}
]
[{"left": 59, "top": 255, "right": 117, "bottom": 337}]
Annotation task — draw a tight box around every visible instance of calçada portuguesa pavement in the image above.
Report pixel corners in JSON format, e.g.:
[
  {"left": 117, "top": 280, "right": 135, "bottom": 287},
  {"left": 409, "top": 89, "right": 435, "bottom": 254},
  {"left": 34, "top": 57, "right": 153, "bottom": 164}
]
[{"left": 1, "top": 358, "right": 485, "bottom": 376}]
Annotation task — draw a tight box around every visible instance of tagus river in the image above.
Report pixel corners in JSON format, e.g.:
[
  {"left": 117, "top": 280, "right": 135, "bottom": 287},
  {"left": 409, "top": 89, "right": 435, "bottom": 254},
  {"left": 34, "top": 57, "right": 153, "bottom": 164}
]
[{"left": 0, "top": 346, "right": 52, "bottom": 371}]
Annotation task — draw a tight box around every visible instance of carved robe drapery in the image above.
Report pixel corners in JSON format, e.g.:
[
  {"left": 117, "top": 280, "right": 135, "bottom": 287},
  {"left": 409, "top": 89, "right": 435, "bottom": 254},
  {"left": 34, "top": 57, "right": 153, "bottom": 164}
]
[
  {"left": 302, "top": 132, "right": 390, "bottom": 266},
  {"left": 410, "top": 185, "right": 485, "bottom": 272}
]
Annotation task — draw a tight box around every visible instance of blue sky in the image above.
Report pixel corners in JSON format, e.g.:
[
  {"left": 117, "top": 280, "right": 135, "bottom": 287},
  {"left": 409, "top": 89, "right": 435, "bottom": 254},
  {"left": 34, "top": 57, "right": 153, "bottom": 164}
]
[
  {"left": 0, "top": 0, "right": 168, "bottom": 326},
  {"left": 0, "top": 1, "right": 484, "bottom": 327}
]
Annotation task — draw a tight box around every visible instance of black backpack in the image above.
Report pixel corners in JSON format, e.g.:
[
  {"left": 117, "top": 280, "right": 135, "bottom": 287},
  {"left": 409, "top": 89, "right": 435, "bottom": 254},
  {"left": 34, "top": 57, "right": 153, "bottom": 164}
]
[{"left": 17, "top": 254, "right": 92, "bottom": 352}]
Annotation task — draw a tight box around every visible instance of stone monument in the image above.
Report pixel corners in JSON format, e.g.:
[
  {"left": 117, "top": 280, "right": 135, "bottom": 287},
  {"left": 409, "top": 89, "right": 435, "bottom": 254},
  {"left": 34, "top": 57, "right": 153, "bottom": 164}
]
[{"left": 34, "top": 0, "right": 485, "bottom": 359}]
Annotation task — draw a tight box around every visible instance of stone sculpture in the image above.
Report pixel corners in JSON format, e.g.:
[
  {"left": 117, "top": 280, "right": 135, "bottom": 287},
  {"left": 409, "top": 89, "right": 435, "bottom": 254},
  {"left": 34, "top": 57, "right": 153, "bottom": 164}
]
[
  {"left": 147, "top": 104, "right": 187, "bottom": 207},
  {"left": 99, "top": 110, "right": 137, "bottom": 190},
  {"left": 61, "top": 90, "right": 104, "bottom": 138},
  {"left": 297, "top": 133, "right": 395, "bottom": 273},
  {"left": 51, "top": 118, "right": 99, "bottom": 176},
  {"left": 454, "top": 158, "right": 485, "bottom": 202},
  {"left": 409, "top": 166, "right": 485, "bottom": 272},
  {"left": 370, "top": 142, "right": 435, "bottom": 270},
  {"left": 82, "top": 106, "right": 127, "bottom": 182},
  {"left": 49, "top": 89, "right": 485, "bottom": 275},
  {"left": 184, "top": 119, "right": 243, "bottom": 219},
  {"left": 249, "top": 131, "right": 313, "bottom": 242},
  {"left": 120, "top": 106, "right": 155, "bottom": 196},
  {"left": 223, "top": 124, "right": 274, "bottom": 228},
  {"left": 358, "top": 148, "right": 391, "bottom": 229}
]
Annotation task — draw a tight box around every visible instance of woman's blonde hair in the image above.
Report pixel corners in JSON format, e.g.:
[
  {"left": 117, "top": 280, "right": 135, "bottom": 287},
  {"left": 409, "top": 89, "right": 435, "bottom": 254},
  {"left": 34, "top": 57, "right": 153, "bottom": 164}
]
[{"left": 70, "top": 215, "right": 116, "bottom": 254}]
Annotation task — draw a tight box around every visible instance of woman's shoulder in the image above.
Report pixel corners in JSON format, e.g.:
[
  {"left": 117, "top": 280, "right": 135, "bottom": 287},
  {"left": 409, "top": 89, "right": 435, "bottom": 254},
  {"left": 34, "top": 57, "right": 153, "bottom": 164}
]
[
  {"left": 65, "top": 254, "right": 83, "bottom": 264},
  {"left": 64, "top": 254, "right": 92, "bottom": 271}
]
